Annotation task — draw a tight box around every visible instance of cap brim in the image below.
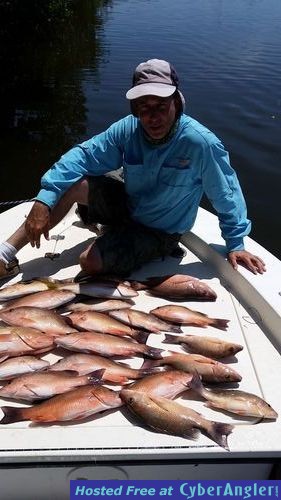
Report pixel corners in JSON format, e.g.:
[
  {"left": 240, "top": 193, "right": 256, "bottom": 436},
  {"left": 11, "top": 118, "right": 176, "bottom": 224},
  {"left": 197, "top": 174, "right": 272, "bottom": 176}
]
[{"left": 126, "top": 83, "right": 176, "bottom": 100}]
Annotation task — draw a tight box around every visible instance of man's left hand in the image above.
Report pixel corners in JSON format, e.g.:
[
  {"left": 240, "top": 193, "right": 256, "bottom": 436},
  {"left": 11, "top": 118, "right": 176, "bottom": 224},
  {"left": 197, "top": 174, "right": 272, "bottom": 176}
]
[{"left": 228, "top": 250, "right": 266, "bottom": 274}]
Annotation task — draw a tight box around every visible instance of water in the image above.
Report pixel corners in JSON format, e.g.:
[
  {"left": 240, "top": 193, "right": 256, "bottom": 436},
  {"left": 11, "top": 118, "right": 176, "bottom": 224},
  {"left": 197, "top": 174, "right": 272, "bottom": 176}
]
[{"left": 0, "top": 0, "right": 280, "bottom": 258}]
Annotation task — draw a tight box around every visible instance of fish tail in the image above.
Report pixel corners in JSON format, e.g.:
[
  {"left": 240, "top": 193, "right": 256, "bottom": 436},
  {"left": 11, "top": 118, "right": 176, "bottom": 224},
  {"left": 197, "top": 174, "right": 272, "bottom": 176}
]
[
  {"left": 208, "top": 422, "right": 234, "bottom": 450},
  {"left": 162, "top": 334, "right": 178, "bottom": 344},
  {"left": 144, "top": 347, "right": 164, "bottom": 359},
  {"left": 87, "top": 368, "right": 105, "bottom": 383},
  {"left": 169, "top": 324, "right": 183, "bottom": 334},
  {"left": 133, "top": 331, "right": 150, "bottom": 344},
  {"left": 210, "top": 318, "right": 230, "bottom": 331},
  {"left": 136, "top": 367, "right": 163, "bottom": 378},
  {"left": 0, "top": 406, "right": 26, "bottom": 424},
  {"left": 140, "top": 358, "right": 162, "bottom": 370},
  {"left": 189, "top": 370, "right": 205, "bottom": 396}
]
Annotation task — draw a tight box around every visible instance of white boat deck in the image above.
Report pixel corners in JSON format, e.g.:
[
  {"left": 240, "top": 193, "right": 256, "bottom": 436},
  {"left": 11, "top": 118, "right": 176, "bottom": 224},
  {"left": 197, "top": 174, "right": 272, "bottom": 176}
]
[{"left": 0, "top": 202, "right": 280, "bottom": 466}]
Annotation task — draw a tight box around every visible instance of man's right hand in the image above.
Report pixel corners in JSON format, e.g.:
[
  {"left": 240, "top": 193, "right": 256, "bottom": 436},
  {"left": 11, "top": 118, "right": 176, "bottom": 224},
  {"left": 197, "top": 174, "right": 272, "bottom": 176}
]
[{"left": 25, "top": 201, "right": 51, "bottom": 248}]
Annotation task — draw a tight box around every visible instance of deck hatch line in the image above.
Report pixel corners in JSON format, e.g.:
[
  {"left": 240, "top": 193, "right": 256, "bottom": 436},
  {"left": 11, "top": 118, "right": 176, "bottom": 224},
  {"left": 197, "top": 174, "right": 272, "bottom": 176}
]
[
  {"left": 0, "top": 445, "right": 214, "bottom": 453},
  {"left": 229, "top": 292, "right": 266, "bottom": 399}
]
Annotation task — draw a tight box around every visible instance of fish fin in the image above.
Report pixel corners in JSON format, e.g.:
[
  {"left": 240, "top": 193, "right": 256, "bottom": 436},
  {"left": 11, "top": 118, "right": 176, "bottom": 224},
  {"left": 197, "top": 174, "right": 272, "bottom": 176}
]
[
  {"left": 58, "top": 370, "right": 80, "bottom": 376},
  {"left": 0, "top": 406, "right": 25, "bottom": 424},
  {"left": 128, "top": 276, "right": 170, "bottom": 290},
  {"left": 144, "top": 347, "right": 164, "bottom": 359},
  {"left": 162, "top": 334, "right": 177, "bottom": 344},
  {"left": 189, "top": 370, "right": 205, "bottom": 396},
  {"left": 210, "top": 318, "right": 230, "bottom": 331},
  {"left": 115, "top": 360, "right": 131, "bottom": 368},
  {"left": 204, "top": 401, "right": 215, "bottom": 408},
  {"left": 127, "top": 281, "right": 148, "bottom": 291},
  {"left": 36, "top": 278, "right": 59, "bottom": 289},
  {"left": 106, "top": 374, "right": 129, "bottom": 384},
  {"left": 87, "top": 369, "right": 105, "bottom": 383},
  {"left": 134, "top": 331, "right": 150, "bottom": 344},
  {"left": 180, "top": 343, "right": 192, "bottom": 354},
  {"left": 233, "top": 417, "right": 265, "bottom": 426},
  {"left": 208, "top": 422, "right": 234, "bottom": 450},
  {"left": 183, "top": 427, "right": 200, "bottom": 440},
  {"left": 73, "top": 272, "right": 94, "bottom": 283}
]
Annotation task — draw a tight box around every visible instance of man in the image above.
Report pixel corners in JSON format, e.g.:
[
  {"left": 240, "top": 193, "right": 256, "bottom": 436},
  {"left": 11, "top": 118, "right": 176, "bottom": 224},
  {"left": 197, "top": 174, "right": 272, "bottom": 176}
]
[{"left": 0, "top": 58, "right": 266, "bottom": 281}]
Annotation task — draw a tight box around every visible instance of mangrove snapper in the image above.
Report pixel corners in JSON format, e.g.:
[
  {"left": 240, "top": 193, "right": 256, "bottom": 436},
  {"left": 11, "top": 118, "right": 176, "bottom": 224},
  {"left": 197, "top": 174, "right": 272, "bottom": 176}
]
[
  {"left": 151, "top": 305, "right": 229, "bottom": 331},
  {"left": 108, "top": 308, "right": 182, "bottom": 333},
  {"left": 123, "top": 369, "right": 193, "bottom": 398},
  {"left": 164, "top": 334, "right": 243, "bottom": 359},
  {"left": 143, "top": 352, "right": 242, "bottom": 383},
  {"left": 67, "top": 311, "right": 143, "bottom": 340},
  {"left": 0, "top": 306, "right": 77, "bottom": 336},
  {"left": 61, "top": 298, "right": 134, "bottom": 313},
  {"left": 0, "top": 385, "right": 122, "bottom": 424},
  {"left": 0, "top": 278, "right": 58, "bottom": 301},
  {"left": 0, "top": 356, "right": 50, "bottom": 380},
  {"left": 0, "top": 368, "right": 104, "bottom": 401},
  {"left": 55, "top": 331, "right": 163, "bottom": 359},
  {"left": 57, "top": 280, "right": 138, "bottom": 299},
  {"left": 130, "top": 274, "right": 217, "bottom": 301},
  {"left": 0, "top": 327, "right": 55, "bottom": 360},
  {"left": 0, "top": 277, "right": 138, "bottom": 302},
  {"left": 49, "top": 353, "right": 159, "bottom": 384},
  {"left": 0, "top": 290, "right": 76, "bottom": 311},
  {"left": 190, "top": 371, "right": 278, "bottom": 419}
]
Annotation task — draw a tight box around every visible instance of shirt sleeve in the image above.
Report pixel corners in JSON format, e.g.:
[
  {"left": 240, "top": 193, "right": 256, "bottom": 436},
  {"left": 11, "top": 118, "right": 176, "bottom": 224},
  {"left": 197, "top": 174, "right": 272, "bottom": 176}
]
[
  {"left": 36, "top": 120, "right": 126, "bottom": 208},
  {"left": 201, "top": 140, "right": 252, "bottom": 252}
]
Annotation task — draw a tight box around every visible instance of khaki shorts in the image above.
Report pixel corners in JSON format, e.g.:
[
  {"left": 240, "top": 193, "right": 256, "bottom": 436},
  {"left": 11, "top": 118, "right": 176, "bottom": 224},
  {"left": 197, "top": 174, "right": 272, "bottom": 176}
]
[{"left": 77, "top": 173, "right": 180, "bottom": 276}]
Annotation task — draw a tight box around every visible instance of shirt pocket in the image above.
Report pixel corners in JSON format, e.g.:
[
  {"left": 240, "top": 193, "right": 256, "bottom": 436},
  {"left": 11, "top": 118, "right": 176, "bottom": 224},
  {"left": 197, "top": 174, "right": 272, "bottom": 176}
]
[
  {"left": 123, "top": 162, "right": 148, "bottom": 195},
  {"left": 159, "top": 163, "right": 194, "bottom": 188}
]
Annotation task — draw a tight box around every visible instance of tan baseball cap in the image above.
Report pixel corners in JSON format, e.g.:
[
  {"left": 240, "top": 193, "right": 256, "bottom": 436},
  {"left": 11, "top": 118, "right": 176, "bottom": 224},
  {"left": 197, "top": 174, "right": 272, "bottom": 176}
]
[{"left": 126, "top": 59, "right": 184, "bottom": 102}]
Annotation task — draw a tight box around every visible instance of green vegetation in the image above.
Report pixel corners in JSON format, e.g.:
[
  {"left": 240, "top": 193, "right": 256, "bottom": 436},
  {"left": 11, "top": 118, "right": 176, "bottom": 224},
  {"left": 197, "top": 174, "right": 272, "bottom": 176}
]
[{"left": 0, "top": 1, "right": 111, "bottom": 201}]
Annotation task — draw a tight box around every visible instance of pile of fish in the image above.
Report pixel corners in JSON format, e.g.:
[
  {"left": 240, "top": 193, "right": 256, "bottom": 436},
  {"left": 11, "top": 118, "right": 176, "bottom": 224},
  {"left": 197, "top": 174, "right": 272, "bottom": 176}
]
[{"left": 0, "top": 273, "right": 278, "bottom": 451}]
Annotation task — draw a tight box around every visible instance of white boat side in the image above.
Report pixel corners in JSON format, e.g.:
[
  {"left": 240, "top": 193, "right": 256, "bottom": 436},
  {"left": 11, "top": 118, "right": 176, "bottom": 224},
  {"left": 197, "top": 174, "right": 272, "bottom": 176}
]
[{"left": 0, "top": 202, "right": 280, "bottom": 478}]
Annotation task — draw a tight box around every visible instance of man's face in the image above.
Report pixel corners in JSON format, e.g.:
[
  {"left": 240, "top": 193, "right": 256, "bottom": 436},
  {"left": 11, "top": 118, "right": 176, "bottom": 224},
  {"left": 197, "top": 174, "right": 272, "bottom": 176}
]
[{"left": 135, "top": 95, "right": 177, "bottom": 140}]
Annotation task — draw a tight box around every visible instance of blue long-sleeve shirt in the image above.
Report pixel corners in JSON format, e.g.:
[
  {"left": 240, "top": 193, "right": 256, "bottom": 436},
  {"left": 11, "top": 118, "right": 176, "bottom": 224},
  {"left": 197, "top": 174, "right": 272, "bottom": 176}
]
[{"left": 36, "top": 113, "right": 251, "bottom": 252}]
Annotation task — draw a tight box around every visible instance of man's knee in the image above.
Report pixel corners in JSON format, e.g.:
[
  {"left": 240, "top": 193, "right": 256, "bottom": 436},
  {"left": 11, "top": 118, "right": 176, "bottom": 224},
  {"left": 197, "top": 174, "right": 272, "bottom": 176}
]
[
  {"left": 67, "top": 177, "right": 89, "bottom": 205},
  {"left": 79, "top": 242, "right": 103, "bottom": 274}
]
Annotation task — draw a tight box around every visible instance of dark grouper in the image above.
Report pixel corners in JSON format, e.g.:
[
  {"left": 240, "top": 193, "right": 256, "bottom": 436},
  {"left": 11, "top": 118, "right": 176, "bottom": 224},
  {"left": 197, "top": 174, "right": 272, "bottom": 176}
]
[{"left": 121, "top": 390, "right": 233, "bottom": 450}]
